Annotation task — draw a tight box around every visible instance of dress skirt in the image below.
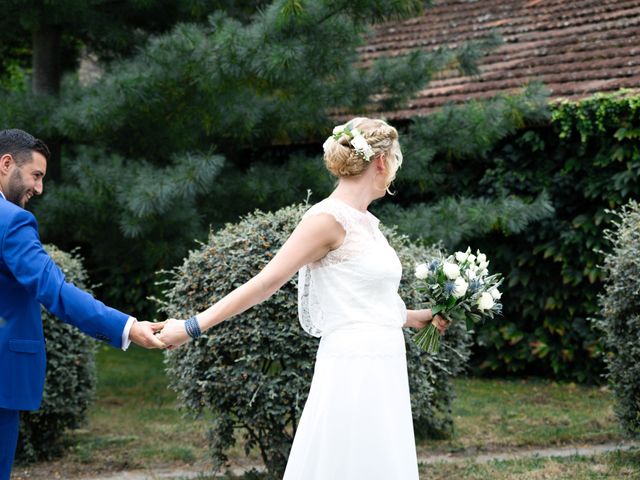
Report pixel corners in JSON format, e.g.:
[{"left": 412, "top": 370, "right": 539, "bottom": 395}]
[{"left": 283, "top": 323, "right": 419, "bottom": 480}]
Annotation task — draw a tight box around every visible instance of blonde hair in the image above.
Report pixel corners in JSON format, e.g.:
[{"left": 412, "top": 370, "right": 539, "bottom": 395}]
[{"left": 323, "top": 117, "right": 403, "bottom": 191}]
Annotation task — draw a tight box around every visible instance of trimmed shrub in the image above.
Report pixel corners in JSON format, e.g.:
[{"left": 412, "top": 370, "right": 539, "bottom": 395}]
[
  {"left": 162, "top": 203, "right": 470, "bottom": 477},
  {"left": 16, "top": 245, "right": 97, "bottom": 462},
  {"left": 595, "top": 200, "right": 640, "bottom": 436}
]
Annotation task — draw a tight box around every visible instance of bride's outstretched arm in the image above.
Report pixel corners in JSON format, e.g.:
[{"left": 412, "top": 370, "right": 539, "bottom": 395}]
[{"left": 159, "top": 214, "right": 344, "bottom": 348}]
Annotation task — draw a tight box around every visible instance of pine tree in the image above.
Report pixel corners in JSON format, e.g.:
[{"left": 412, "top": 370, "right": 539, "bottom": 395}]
[
  {"left": 3, "top": 0, "right": 503, "bottom": 315},
  {"left": 0, "top": 0, "right": 265, "bottom": 96}
]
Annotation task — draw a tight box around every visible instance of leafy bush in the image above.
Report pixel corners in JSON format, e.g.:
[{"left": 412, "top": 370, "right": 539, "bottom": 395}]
[
  {"left": 595, "top": 200, "right": 640, "bottom": 436},
  {"left": 16, "top": 245, "right": 97, "bottom": 462},
  {"left": 161, "top": 203, "right": 470, "bottom": 477}
]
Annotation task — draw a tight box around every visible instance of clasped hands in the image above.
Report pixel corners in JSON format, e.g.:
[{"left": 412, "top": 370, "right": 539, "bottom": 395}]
[{"left": 128, "top": 318, "right": 191, "bottom": 350}]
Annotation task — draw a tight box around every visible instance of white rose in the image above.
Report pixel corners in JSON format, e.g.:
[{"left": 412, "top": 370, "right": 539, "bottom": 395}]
[
  {"left": 452, "top": 277, "right": 469, "bottom": 298},
  {"left": 465, "top": 269, "right": 477, "bottom": 280},
  {"left": 414, "top": 263, "right": 429, "bottom": 280},
  {"left": 443, "top": 262, "right": 460, "bottom": 280},
  {"left": 477, "top": 253, "right": 487, "bottom": 264},
  {"left": 477, "top": 292, "right": 495, "bottom": 311},
  {"left": 351, "top": 135, "right": 367, "bottom": 150},
  {"left": 455, "top": 251, "right": 468, "bottom": 262},
  {"left": 489, "top": 287, "right": 502, "bottom": 300},
  {"left": 478, "top": 260, "right": 489, "bottom": 270},
  {"left": 362, "top": 144, "right": 375, "bottom": 160},
  {"left": 333, "top": 124, "right": 345, "bottom": 135},
  {"left": 350, "top": 135, "right": 375, "bottom": 160},
  {"left": 467, "top": 254, "right": 476, "bottom": 263}
]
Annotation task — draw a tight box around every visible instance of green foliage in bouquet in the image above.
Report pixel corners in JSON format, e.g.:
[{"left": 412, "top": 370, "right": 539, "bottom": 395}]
[
  {"left": 595, "top": 200, "right": 640, "bottom": 436},
  {"left": 16, "top": 245, "right": 97, "bottom": 463},
  {"left": 161, "top": 202, "right": 471, "bottom": 477}
]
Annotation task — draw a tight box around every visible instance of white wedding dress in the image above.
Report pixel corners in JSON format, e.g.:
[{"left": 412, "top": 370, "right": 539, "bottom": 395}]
[{"left": 283, "top": 197, "right": 419, "bottom": 480}]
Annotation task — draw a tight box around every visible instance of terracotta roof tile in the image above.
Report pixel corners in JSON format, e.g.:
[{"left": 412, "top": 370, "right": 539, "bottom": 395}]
[{"left": 362, "top": 0, "right": 640, "bottom": 119}]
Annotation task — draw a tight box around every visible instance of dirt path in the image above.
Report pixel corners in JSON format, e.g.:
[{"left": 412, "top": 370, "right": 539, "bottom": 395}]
[
  {"left": 58, "top": 440, "right": 638, "bottom": 479},
  {"left": 419, "top": 440, "right": 640, "bottom": 465}
]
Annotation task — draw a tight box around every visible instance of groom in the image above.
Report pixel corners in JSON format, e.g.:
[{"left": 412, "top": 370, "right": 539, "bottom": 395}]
[{"left": 0, "top": 129, "right": 165, "bottom": 480}]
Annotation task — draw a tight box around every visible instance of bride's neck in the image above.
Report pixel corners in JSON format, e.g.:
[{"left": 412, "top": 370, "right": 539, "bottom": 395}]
[{"left": 330, "top": 177, "right": 381, "bottom": 212}]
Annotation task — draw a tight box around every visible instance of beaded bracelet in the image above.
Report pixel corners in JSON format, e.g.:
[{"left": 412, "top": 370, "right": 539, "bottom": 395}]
[{"left": 185, "top": 316, "right": 202, "bottom": 339}]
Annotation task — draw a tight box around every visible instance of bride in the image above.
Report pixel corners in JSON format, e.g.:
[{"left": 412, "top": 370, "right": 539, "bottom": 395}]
[{"left": 159, "top": 117, "right": 448, "bottom": 479}]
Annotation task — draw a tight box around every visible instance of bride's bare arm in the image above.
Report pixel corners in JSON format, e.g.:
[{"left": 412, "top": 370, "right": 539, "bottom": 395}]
[{"left": 159, "top": 214, "right": 344, "bottom": 347}]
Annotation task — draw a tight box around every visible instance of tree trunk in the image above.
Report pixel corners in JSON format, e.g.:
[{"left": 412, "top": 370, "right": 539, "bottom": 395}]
[
  {"left": 31, "top": 25, "right": 63, "bottom": 181},
  {"left": 32, "top": 25, "right": 61, "bottom": 96}
]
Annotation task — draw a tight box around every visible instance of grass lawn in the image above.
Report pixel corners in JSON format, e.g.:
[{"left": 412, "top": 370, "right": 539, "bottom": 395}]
[
  {"left": 417, "top": 376, "right": 624, "bottom": 457},
  {"left": 71, "top": 344, "right": 212, "bottom": 467},
  {"left": 15, "top": 345, "right": 218, "bottom": 478},
  {"left": 421, "top": 450, "right": 640, "bottom": 479},
  {"left": 11, "top": 345, "right": 634, "bottom": 479}
]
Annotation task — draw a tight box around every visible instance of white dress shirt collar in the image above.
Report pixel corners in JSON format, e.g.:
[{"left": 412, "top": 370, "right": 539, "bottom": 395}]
[{"left": 0, "top": 190, "right": 5, "bottom": 200}]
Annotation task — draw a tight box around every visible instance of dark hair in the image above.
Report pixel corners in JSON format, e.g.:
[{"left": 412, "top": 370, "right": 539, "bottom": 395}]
[{"left": 0, "top": 129, "right": 51, "bottom": 166}]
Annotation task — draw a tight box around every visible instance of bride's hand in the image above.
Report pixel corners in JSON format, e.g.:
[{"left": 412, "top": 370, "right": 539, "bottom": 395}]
[
  {"left": 158, "top": 318, "right": 190, "bottom": 349},
  {"left": 431, "top": 314, "right": 450, "bottom": 334},
  {"left": 408, "top": 309, "right": 449, "bottom": 333}
]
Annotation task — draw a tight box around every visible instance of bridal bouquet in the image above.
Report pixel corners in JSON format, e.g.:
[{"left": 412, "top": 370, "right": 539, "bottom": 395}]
[{"left": 413, "top": 247, "right": 503, "bottom": 354}]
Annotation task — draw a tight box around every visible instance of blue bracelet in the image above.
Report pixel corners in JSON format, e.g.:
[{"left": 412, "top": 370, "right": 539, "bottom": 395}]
[{"left": 185, "top": 316, "right": 202, "bottom": 339}]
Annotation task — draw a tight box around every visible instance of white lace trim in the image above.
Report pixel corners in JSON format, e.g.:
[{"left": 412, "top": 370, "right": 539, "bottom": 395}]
[
  {"left": 299, "top": 266, "right": 323, "bottom": 337},
  {"left": 303, "top": 198, "right": 381, "bottom": 269}
]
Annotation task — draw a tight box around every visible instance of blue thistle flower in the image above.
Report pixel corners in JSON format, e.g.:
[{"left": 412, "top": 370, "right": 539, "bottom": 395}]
[
  {"left": 468, "top": 279, "right": 481, "bottom": 294},
  {"left": 428, "top": 259, "right": 440, "bottom": 272},
  {"left": 444, "top": 281, "right": 456, "bottom": 296}
]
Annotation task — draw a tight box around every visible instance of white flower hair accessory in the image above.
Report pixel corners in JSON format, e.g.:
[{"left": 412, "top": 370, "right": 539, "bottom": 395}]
[{"left": 323, "top": 123, "right": 375, "bottom": 161}]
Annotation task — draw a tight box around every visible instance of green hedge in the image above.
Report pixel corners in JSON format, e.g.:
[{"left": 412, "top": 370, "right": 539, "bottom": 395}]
[
  {"left": 471, "top": 93, "right": 640, "bottom": 382},
  {"left": 162, "top": 203, "right": 470, "bottom": 477},
  {"left": 375, "top": 90, "right": 640, "bottom": 382},
  {"left": 596, "top": 200, "right": 640, "bottom": 436},
  {"left": 393, "top": 91, "right": 639, "bottom": 382},
  {"left": 17, "top": 245, "right": 97, "bottom": 462}
]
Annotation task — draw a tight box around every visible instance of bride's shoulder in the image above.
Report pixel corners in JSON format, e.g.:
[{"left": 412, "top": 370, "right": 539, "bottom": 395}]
[
  {"left": 303, "top": 197, "right": 335, "bottom": 214},
  {"left": 302, "top": 198, "right": 354, "bottom": 231}
]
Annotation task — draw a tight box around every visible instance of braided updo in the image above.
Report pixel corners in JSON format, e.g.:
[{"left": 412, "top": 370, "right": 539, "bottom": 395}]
[{"left": 323, "top": 117, "right": 403, "bottom": 189}]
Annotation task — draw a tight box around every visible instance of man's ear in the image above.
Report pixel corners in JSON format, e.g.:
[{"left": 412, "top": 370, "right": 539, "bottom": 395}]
[{"left": 0, "top": 154, "right": 15, "bottom": 175}]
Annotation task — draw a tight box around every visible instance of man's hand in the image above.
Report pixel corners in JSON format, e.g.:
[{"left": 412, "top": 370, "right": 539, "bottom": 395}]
[
  {"left": 129, "top": 321, "right": 166, "bottom": 349},
  {"left": 158, "top": 318, "right": 190, "bottom": 350}
]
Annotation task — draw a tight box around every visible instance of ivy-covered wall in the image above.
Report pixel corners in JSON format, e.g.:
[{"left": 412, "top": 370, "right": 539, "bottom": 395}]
[{"left": 387, "top": 91, "right": 640, "bottom": 382}]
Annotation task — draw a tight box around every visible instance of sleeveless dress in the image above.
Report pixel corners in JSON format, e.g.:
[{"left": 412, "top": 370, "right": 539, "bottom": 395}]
[{"left": 283, "top": 197, "right": 419, "bottom": 480}]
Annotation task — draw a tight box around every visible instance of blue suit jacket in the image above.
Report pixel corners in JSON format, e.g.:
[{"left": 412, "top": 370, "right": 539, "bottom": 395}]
[{"left": 0, "top": 196, "right": 129, "bottom": 411}]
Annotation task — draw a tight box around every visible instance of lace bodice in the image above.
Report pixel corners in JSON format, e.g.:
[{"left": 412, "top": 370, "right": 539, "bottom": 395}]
[{"left": 298, "top": 198, "right": 407, "bottom": 337}]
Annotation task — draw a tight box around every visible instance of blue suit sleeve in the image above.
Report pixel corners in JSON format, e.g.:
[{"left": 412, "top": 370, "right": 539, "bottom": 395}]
[{"left": 2, "top": 209, "right": 129, "bottom": 348}]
